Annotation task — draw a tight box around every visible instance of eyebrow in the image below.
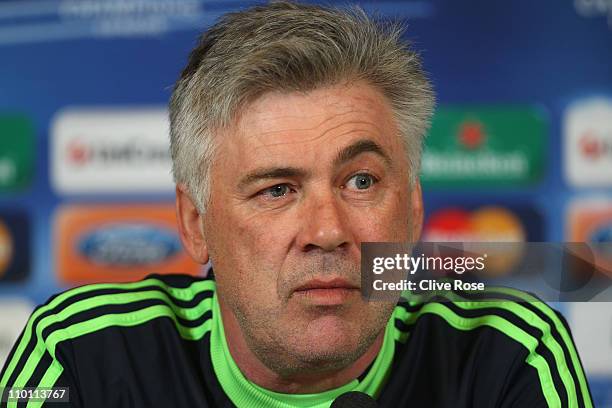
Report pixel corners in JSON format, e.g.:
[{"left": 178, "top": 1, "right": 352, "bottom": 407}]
[
  {"left": 238, "top": 167, "right": 308, "bottom": 191},
  {"left": 237, "top": 139, "right": 391, "bottom": 191},
  {"left": 333, "top": 139, "right": 392, "bottom": 168}
]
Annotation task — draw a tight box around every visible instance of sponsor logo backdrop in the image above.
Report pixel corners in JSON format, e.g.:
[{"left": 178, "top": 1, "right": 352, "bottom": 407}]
[{"left": 0, "top": 0, "right": 611, "bottom": 405}]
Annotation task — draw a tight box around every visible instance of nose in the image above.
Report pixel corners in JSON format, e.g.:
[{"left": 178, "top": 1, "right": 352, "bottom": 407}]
[{"left": 296, "top": 190, "right": 351, "bottom": 252}]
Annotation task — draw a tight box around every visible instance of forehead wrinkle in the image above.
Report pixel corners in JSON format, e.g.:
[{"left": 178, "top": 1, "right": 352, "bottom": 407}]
[
  {"left": 235, "top": 84, "right": 391, "bottom": 151},
  {"left": 250, "top": 119, "right": 387, "bottom": 153},
  {"left": 244, "top": 109, "right": 359, "bottom": 149}
]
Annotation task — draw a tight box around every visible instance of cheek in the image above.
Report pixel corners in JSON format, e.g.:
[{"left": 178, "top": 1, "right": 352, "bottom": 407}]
[
  {"left": 207, "top": 207, "right": 296, "bottom": 294},
  {"left": 236, "top": 212, "right": 296, "bottom": 260},
  {"left": 349, "top": 189, "right": 411, "bottom": 242}
]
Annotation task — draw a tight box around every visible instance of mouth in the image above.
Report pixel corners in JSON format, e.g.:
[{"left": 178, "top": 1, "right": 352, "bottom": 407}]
[{"left": 292, "top": 278, "right": 360, "bottom": 306}]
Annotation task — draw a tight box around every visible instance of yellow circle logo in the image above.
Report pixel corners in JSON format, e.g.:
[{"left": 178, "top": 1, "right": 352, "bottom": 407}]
[{"left": 470, "top": 206, "right": 525, "bottom": 276}]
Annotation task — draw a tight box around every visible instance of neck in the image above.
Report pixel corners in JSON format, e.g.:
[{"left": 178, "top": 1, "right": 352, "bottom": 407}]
[{"left": 218, "top": 298, "right": 385, "bottom": 394}]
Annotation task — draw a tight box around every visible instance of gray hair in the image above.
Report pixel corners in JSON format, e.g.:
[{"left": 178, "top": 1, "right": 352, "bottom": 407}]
[{"left": 169, "top": 0, "right": 434, "bottom": 213}]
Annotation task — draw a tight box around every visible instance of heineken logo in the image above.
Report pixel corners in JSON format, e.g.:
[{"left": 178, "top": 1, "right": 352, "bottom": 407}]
[
  {"left": 422, "top": 151, "right": 528, "bottom": 179},
  {"left": 0, "top": 117, "right": 34, "bottom": 191},
  {"left": 458, "top": 121, "right": 485, "bottom": 150},
  {"left": 421, "top": 107, "right": 545, "bottom": 186},
  {"left": 0, "top": 158, "right": 16, "bottom": 186}
]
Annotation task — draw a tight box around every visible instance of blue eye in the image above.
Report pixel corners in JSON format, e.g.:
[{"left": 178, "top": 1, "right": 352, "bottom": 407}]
[
  {"left": 263, "top": 184, "right": 290, "bottom": 198},
  {"left": 347, "top": 174, "right": 376, "bottom": 190}
]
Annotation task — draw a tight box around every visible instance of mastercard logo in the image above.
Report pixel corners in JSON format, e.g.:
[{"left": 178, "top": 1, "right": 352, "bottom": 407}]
[
  {"left": 423, "top": 206, "right": 526, "bottom": 276},
  {"left": 0, "top": 220, "right": 14, "bottom": 278},
  {"left": 424, "top": 206, "right": 526, "bottom": 242}
]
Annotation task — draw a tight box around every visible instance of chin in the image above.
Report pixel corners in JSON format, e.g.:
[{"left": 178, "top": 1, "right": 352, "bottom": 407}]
[{"left": 296, "top": 316, "right": 370, "bottom": 361}]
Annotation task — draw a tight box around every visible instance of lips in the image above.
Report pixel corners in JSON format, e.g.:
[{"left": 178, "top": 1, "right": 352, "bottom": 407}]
[
  {"left": 293, "top": 278, "right": 360, "bottom": 292},
  {"left": 292, "top": 278, "right": 360, "bottom": 306}
]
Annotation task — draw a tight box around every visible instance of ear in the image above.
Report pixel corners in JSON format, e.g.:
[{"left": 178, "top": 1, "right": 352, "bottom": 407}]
[
  {"left": 409, "top": 180, "right": 424, "bottom": 242},
  {"left": 175, "top": 184, "right": 210, "bottom": 264}
]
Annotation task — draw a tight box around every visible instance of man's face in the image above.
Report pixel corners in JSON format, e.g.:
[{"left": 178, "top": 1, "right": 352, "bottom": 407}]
[{"left": 189, "top": 82, "right": 422, "bottom": 375}]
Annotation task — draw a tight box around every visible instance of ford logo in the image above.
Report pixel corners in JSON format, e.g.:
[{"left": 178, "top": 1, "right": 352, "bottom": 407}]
[{"left": 78, "top": 223, "right": 181, "bottom": 267}]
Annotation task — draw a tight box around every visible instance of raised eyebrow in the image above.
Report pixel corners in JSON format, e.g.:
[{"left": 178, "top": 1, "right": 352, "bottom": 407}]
[
  {"left": 237, "top": 167, "right": 308, "bottom": 191},
  {"left": 333, "top": 139, "right": 392, "bottom": 168}
]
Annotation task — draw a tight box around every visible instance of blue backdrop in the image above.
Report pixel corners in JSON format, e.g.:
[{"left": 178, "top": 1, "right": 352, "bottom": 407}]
[{"left": 0, "top": 0, "right": 611, "bottom": 405}]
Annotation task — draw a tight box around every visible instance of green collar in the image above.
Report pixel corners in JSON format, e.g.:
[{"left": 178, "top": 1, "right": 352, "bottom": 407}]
[{"left": 210, "top": 291, "right": 396, "bottom": 408}]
